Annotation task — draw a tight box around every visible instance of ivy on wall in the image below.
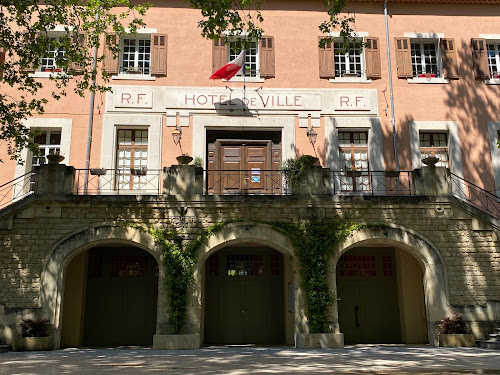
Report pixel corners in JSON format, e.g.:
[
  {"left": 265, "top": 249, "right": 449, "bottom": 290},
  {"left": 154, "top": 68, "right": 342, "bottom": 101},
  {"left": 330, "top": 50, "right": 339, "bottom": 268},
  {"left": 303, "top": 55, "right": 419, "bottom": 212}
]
[{"left": 129, "top": 218, "right": 368, "bottom": 334}]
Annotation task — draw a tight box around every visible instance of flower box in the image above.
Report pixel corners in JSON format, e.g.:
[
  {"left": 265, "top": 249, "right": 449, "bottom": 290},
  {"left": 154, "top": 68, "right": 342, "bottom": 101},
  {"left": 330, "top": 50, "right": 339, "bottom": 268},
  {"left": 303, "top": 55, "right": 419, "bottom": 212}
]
[
  {"left": 419, "top": 73, "right": 436, "bottom": 78},
  {"left": 346, "top": 170, "right": 362, "bottom": 178},
  {"left": 130, "top": 168, "right": 147, "bottom": 176},
  {"left": 44, "top": 68, "right": 61, "bottom": 73},
  {"left": 384, "top": 170, "right": 400, "bottom": 178},
  {"left": 90, "top": 168, "right": 107, "bottom": 176}
]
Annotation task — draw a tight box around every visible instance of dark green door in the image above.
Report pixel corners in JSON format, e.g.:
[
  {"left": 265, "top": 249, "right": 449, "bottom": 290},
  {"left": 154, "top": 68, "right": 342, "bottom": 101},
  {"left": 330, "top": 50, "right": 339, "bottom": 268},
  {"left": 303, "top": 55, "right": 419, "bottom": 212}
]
[
  {"left": 83, "top": 247, "right": 158, "bottom": 346},
  {"left": 337, "top": 248, "right": 402, "bottom": 344},
  {"left": 205, "top": 248, "right": 284, "bottom": 345}
]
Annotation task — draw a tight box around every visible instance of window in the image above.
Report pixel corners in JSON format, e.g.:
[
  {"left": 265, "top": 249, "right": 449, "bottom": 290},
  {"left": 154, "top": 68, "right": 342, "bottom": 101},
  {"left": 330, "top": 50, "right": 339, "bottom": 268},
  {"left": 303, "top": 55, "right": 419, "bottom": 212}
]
[
  {"left": 319, "top": 36, "right": 381, "bottom": 80},
  {"left": 419, "top": 132, "right": 449, "bottom": 167},
  {"left": 487, "top": 43, "right": 500, "bottom": 78},
  {"left": 121, "top": 37, "right": 151, "bottom": 74},
  {"left": 104, "top": 31, "right": 167, "bottom": 78},
  {"left": 40, "top": 37, "right": 65, "bottom": 72},
  {"left": 411, "top": 41, "right": 439, "bottom": 77},
  {"left": 338, "top": 131, "right": 370, "bottom": 191},
  {"left": 396, "top": 35, "right": 457, "bottom": 81},
  {"left": 31, "top": 130, "right": 62, "bottom": 166},
  {"left": 212, "top": 36, "right": 275, "bottom": 80},
  {"left": 116, "top": 129, "right": 148, "bottom": 189}
]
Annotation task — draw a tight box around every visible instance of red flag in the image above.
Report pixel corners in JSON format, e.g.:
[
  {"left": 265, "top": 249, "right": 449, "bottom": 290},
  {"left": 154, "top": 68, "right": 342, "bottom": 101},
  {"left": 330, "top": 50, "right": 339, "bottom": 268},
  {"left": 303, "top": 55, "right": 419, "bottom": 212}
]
[{"left": 210, "top": 50, "right": 246, "bottom": 80}]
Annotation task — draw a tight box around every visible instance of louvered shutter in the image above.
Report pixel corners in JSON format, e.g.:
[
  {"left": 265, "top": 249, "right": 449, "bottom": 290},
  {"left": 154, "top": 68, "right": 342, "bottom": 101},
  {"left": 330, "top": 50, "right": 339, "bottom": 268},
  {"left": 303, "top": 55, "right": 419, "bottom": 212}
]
[
  {"left": 365, "top": 37, "right": 381, "bottom": 79},
  {"left": 212, "top": 37, "right": 227, "bottom": 73},
  {"left": 395, "top": 37, "right": 412, "bottom": 78},
  {"left": 440, "top": 38, "right": 458, "bottom": 79},
  {"left": 70, "top": 33, "right": 86, "bottom": 74},
  {"left": 260, "top": 36, "right": 275, "bottom": 78},
  {"left": 471, "top": 38, "right": 490, "bottom": 79},
  {"left": 318, "top": 37, "right": 335, "bottom": 78},
  {"left": 0, "top": 47, "right": 5, "bottom": 79},
  {"left": 151, "top": 34, "right": 167, "bottom": 75},
  {"left": 21, "top": 33, "right": 35, "bottom": 73},
  {"left": 103, "top": 33, "right": 119, "bottom": 75}
]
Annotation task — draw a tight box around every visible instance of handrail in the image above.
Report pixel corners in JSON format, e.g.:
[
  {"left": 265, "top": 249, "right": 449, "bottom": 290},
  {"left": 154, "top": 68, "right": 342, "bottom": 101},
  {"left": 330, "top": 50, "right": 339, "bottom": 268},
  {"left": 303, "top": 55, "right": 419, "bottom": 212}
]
[
  {"left": 74, "top": 169, "right": 162, "bottom": 195},
  {"left": 450, "top": 173, "right": 500, "bottom": 220},
  {"left": 331, "top": 170, "right": 414, "bottom": 196},
  {"left": 0, "top": 170, "right": 36, "bottom": 210}
]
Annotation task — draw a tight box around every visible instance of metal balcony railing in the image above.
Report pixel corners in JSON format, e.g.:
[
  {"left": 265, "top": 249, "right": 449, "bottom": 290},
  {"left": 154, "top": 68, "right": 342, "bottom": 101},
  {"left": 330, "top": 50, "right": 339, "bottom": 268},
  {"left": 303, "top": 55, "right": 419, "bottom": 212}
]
[
  {"left": 0, "top": 170, "right": 36, "bottom": 209},
  {"left": 74, "top": 169, "right": 162, "bottom": 195},
  {"left": 451, "top": 173, "right": 500, "bottom": 220},
  {"left": 205, "top": 169, "right": 286, "bottom": 195},
  {"left": 331, "top": 171, "right": 414, "bottom": 196}
]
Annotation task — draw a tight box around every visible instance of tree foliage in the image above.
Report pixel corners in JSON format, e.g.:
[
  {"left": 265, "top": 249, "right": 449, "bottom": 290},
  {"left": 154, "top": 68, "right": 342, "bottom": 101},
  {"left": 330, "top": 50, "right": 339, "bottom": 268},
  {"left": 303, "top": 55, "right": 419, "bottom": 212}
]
[{"left": 0, "top": 0, "right": 150, "bottom": 163}]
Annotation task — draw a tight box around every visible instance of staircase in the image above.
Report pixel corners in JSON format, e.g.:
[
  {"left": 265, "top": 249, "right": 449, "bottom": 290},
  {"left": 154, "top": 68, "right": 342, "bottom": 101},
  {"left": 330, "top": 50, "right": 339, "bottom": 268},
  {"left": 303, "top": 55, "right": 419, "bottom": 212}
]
[{"left": 477, "top": 328, "right": 500, "bottom": 349}]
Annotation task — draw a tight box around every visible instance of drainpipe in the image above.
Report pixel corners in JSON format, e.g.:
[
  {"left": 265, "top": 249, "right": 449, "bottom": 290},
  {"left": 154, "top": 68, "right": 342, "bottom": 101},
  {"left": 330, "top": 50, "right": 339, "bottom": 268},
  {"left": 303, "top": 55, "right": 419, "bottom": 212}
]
[
  {"left": 83, "top": 13, "right": 100, "bottom": 194},
  {"left": 384, "top": 0, "right": 399, "bottom": 171}
]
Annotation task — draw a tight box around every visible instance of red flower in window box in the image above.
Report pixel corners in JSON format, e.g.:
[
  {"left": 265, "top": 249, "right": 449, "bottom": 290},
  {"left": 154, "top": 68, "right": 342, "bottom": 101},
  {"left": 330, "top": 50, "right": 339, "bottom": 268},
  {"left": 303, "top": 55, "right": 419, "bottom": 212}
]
[
  {"left": 45, "top": 68, "right": 61, "bottom": 73},
  {"left": 419, "top": 73, "right": 436, "bottom": 78}
]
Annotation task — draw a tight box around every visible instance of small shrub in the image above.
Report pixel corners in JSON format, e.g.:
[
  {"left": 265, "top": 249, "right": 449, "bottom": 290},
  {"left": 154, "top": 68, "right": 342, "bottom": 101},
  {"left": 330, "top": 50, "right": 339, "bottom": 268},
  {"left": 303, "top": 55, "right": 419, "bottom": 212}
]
[
  {"left": 21, "top": 319, "right": 51, "bottom": 337},
  {"left": 438, "top": 314, "right": 467, "bottom": 334}
]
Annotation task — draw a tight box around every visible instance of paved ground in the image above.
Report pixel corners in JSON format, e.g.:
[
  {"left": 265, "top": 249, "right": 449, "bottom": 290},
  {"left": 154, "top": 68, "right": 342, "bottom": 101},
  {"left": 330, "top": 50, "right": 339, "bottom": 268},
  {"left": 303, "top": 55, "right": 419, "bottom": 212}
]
[{"left": 1, "top": 345, "right": 499, "bottom": 375}]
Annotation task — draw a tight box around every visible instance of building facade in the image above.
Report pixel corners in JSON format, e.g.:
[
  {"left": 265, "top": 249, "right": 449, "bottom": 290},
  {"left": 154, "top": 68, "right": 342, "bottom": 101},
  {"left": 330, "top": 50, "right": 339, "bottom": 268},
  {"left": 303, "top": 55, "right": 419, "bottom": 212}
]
[{"left": 0, "top": 0, "right": 499, "bottom": 349}]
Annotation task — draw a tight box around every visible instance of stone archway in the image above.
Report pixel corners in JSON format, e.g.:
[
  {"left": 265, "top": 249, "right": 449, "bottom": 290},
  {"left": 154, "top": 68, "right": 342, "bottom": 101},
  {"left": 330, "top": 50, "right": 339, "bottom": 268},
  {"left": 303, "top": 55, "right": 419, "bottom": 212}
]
[
  {"left": 194, "top": 222, "right": 300, "bottom": 346},
  {"left": 39, "top": 224, "right": 165, "bottom": 349},
  {"left": 331, "top": 224, "right": 451, "bottom": 346}
]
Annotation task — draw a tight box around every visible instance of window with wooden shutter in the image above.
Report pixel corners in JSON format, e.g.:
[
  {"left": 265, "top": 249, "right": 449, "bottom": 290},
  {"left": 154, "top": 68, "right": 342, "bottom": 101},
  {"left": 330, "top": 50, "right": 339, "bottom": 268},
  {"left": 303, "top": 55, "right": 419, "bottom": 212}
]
[
  {"left": 212, "top": 37, "right": 227, "bottom": 74},
  {"left": 395, "top": 37, "right": 412, "bottom": 78},
  {"left": 471, "top": 38, "right": 490, "bottom": 79},
  {"left": 318, "top": 37, "right": 335, "bottom": 78},
  {"left": 365, "top": 37, "right": 381, "bottom": 79},
  {"left": 151, "top": 33, "right": 167, "bottom": 75},
  {"left": 69, "top": 33, "right": 86, "bottom": 74},
  {"left": 103, "top": 33, "right": 119, "bottom": 75},
  {"left": 260, "top": 36, "right": 275, "bottom": 78},
  {"left": 440, "top": 38, "right": 458, "bottom": 79},
  {"left": 0, "top": 47, "right": 5, "bottom": 79}
]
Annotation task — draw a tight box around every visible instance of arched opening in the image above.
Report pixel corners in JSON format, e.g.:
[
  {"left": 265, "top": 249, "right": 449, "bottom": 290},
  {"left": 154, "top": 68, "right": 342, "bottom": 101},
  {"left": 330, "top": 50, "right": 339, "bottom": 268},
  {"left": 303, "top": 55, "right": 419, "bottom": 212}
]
[
  {"left": 336, "top": 246, "right": 427, "bottom": 344},
  {"left": 61, "top": 245, "right": 158, "bottom": 347},
  {"left": 203, "top": 244, "right": 288, "bottom": 345}
]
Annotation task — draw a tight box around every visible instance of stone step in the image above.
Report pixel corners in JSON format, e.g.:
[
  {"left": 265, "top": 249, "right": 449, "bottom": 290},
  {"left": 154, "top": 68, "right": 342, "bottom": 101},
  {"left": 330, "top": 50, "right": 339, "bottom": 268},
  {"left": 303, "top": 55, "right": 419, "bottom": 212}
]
[
  {"left": 0, "top": 345, "right": 12, "bottom": 353},
  {"left": 477, "top": 340, "right": 500, "bottom": 350},
  {"left": 487, "top": 334, "right": 500, "bottom": 341}
]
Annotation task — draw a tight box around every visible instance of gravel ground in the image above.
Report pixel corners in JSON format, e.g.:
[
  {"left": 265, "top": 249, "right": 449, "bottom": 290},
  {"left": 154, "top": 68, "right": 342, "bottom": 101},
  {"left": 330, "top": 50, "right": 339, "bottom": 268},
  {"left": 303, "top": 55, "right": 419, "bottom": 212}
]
[{"left": 0, "top": 345, "right": 499, "bottom": 375}]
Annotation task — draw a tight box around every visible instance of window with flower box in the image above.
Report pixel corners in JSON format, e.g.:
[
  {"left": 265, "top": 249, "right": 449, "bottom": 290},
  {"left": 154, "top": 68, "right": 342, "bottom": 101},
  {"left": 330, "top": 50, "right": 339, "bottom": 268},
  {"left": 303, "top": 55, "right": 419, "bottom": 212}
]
[
  {"left": 116, "top": 129, "right": 148, "bottom": 190},
  {"left": 419, "top": 132, "right": 449, "bottom": 167},
  {"left": 338, "top": 131, "right": 370, "bottom": 191}
]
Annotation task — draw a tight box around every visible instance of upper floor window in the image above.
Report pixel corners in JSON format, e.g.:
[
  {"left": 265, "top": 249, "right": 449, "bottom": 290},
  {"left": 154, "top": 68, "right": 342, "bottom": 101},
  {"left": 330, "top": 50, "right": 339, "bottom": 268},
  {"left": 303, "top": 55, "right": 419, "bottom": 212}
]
[
  {"left": 32, "top": 130, "right": 61, "bottom": 166},
  {"left": 338, "top": 131, "right": 370, "bottom": 192},
  {"left": 419, "top": 132, "right": 449, "bottom": 167},
  {"left": 212, "top": 36, "right": 275, "bottom": 81},
  {"left": 472, "top": 38, "right": 500, "bottom": 82},
  {"left": 319, "top": 36, "right": 381, "bottom": 81},
  {"left": 40, "top": 36, "right": 66, "bottom": 72},
  {"left": 104, "top": 32, "right": 167, "bottom": 79},
  {"left": 487, "top": 43, "right": 500, "bottom": 79},
  {"left": 395, "top": 35, "right": 458, "bottom": 81}
]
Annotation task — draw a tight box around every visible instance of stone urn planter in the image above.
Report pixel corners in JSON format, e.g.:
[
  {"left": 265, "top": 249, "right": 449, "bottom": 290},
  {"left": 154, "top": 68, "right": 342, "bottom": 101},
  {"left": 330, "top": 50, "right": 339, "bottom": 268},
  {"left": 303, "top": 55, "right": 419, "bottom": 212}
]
[
  {"left": 46, "top": 153, "right": 65, "bottom": 164},
  {"left": 176, "top": 155, "right": 193, "bottom": 165},
  {"left": 422, "top": 156, "right": 440, "bottom": 166}
]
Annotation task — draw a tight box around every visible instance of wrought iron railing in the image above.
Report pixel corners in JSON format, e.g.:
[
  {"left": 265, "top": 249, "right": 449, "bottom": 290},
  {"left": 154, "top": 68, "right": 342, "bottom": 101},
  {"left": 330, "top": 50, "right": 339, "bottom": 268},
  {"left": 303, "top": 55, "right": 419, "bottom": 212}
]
[
  {"left": 451, "top": 173, "right": 500, "bottom": 220},
  {"left": 0, "top": 170, "right": 36, "bottom": 209},
  {"left": 331, "top": 171, "right": 414, "bottom": 196},
  {"left": 74, "top": 169, "right": 162, "bottom": 195},
  {"left": 205, "top": 169, "right": 286, "bottom": 195}
]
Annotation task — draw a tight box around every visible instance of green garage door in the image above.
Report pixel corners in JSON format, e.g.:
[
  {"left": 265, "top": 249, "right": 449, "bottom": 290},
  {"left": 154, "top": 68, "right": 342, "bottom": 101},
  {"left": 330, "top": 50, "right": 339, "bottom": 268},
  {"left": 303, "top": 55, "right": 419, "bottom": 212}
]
[
  {"left": 337, "top": 248, "right": 402, "bottom": 344},
  {"left": 205, "top": 247, "right": 284, "bottom": 345},
  {"left": 83, "top": 247, "right": 158, "bottom": 346}
]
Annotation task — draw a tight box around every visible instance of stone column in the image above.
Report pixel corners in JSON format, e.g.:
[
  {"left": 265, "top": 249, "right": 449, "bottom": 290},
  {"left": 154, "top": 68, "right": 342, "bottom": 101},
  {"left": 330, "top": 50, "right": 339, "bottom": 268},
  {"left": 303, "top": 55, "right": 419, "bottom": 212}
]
[
  {"left": 163, "top": 165, "right": 204, "bottom": 196},
  {"left": 33, "top": 164, "right": 75, "bottom": 195},
  {"left": 413, "top": 166, "right": 452, "bottom": 197}
]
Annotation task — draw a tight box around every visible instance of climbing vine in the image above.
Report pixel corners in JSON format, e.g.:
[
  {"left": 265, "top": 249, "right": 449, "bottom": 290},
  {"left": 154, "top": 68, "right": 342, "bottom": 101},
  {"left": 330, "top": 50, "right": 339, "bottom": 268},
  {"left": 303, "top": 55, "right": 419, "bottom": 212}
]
[{"left": 281, "top": 155, "right": 319, "bottom": 188}]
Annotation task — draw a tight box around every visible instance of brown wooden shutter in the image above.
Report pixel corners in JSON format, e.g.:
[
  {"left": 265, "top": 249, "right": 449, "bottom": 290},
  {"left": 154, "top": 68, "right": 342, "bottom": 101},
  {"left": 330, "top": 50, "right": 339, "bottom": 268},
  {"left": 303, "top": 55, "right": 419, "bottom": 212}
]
[
  {"left": 151, "top": 33, "right": 167, "bottom": 75},
  {"left": 70, "top": 33, "right": 86, "bottom": 74},
  {"left": 440, "top": 38, "right": 458, "bottom": 79},
  {"left": 103, "top": 33, "right": 119, "bottom": 75},
  {"left": 365, "top": 37, "right": 381, "bottom": 79},
  {"left": 212, "top": 37, "right": 227, "bottom": 73},
  {"left": 471, "top": 38, "right": 490, "bottom": 79},
  {"left": 0, "top": 47, "right": 5, "bottom": 79},
  {"left": 260, "top": 36, "right": 275, "bottom": 78},
  {"left": 394, "top": 37, "right": 412, "bottom": 78},
  {"left": 318, "top": 37, "right": 335, "bottom": 78}
]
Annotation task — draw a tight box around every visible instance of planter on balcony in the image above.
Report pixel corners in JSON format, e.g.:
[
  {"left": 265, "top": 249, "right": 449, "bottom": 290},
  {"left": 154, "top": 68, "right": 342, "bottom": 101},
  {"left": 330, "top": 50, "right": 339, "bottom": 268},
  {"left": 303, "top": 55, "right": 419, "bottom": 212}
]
[
  {"left": 90, "top": 168, "right": 107, "bottom": 176},
  {"left": 346, "top": 170, "right": 362, "bottom": 178},
  {"left": 422, "top": 156, "right": 440, "bottom": 166},
  {"left": 384, "top": 170, "right": 400, "bottom": 178},
  {"left": 176, "top": 155, "right": 193, "bottom": 165},
  {"left": 131, "top": 168, "right": 147, "bottom": 176},
  {"left": 46, "top": 154, "right": 65, "bottom": 165}
]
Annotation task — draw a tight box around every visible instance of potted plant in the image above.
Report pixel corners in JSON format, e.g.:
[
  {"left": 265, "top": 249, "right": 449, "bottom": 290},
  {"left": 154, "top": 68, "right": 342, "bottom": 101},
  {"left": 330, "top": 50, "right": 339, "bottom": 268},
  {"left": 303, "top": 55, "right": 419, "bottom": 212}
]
[
  {"left": 13, "top": 319, "right": 54, "bottom": 351},
  {"left": 90, "top": 168, "right": 107, "bottom": 176},
  {"left": 345, "top": 167, "right": 362, "bottom": 178},
  {"left": 438, "top": 314, "right": 475, "bottom": 347},
  {"left": 131, "top": 167, "right": 147, "bottom": 176},
  {"left": 384, "top": 169, "right": 400, "bottom": 178}
]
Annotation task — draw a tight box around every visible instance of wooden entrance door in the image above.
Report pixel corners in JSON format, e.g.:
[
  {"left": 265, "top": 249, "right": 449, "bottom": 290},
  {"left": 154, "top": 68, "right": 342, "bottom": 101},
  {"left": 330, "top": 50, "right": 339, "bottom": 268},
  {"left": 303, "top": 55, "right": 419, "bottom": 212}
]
[
  {"left": 204, "top": 249, "right": 284, "bottom": 345},
  {"left": 336, "top": 249, "right": 402, "bottom": 344},
  {"left": 207, "top": 140, "right": 281, "bottom": 194},
  {"left": 83, "top": 247, "right": 158, "bottom": 346}
]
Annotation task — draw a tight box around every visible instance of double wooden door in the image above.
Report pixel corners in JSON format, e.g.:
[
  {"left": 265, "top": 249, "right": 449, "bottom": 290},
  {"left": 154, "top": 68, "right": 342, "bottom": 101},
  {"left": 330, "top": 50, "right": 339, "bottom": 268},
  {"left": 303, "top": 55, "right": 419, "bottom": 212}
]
[{"left": 207, "top": 140, "right": 281, "bottom": 194}]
